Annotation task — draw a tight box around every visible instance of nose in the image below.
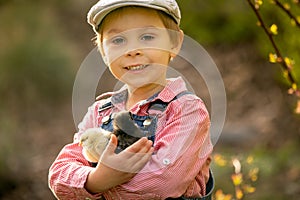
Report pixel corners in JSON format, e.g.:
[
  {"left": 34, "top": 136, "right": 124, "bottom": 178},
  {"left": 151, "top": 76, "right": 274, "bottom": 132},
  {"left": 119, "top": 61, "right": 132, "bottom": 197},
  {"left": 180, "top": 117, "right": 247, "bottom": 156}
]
[{"left": 126, "top": 48, "right": 143, "bottom": 57}]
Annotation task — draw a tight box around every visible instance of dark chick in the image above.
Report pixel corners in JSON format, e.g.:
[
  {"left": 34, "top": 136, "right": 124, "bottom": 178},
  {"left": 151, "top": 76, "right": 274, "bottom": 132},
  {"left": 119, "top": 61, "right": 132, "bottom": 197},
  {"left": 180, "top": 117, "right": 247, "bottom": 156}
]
[
  {"left": 80, "top": 111, "right": 145, "bottom": 162},
  {"left": 113, "top": 111, "right": 145, "bottom": 151}
]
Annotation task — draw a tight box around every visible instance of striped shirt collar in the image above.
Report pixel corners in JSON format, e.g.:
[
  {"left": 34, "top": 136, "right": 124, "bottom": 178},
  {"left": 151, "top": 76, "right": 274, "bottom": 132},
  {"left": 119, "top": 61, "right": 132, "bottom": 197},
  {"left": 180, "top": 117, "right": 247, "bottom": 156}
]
[{"left": 110, "top": 76, "right": 188, "bottom": 108}]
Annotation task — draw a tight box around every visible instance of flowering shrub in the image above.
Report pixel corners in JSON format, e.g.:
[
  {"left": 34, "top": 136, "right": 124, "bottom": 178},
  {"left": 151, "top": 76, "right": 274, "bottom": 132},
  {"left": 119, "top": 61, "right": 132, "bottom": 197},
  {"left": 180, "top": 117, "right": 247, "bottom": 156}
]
[
  {"left": 246, "top": 0, "right": 300, "bottom": 113},
  {"left": 213, "top": 154, "right": 259, "bottom": 200}
]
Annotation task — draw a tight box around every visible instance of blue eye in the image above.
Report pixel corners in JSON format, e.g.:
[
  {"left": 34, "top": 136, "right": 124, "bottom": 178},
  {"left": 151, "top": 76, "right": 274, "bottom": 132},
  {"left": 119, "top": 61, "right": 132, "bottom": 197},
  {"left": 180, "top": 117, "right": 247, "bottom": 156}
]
[
  {"left": 111, "top": 37, "right": 125, "bottom": 45},
  {"left": 141, "top": 34, "right": 155, "bottom": 41}
]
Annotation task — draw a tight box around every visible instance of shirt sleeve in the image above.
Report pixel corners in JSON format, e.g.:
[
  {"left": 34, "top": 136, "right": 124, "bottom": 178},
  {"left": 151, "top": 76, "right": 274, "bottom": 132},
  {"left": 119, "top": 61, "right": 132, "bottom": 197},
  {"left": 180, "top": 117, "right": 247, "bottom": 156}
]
[
  {"left": 48, "top": 102, "right": 104, "bottom": 200},
  {"left": 48, "top": 96, "right": 212, "bottom": 199},
  {"left": 108, "top": 97, "right": 213, "bottom": 199}
]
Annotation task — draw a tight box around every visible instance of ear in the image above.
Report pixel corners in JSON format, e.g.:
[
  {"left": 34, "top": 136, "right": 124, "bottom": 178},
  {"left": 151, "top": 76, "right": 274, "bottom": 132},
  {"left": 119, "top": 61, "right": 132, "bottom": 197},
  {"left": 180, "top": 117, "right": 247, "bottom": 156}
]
[
  {"left": 102, "top": 56, "right": 109, "bottom": 66},
  {"left": 99, "top": 47, "right": 109, "bottom": 66},
  {"left": 96, "top": 34, "right": 109, "bottom": 66},
  {"left": 170, "top": 29, "right": 184, "bottom": 59}
]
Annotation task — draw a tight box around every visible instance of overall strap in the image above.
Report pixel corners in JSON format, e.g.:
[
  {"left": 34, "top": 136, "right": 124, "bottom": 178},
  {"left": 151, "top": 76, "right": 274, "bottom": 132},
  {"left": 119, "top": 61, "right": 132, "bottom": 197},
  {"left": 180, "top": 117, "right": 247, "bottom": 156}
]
[
  {"left": 98, "top": 101, "right": 113, "bottom": 113},
  {"left": 148, "top": 91, "right": 193, "bottom": 112},
  {"left": 98, "top": 91, "right": 193, "bottom": 114}
]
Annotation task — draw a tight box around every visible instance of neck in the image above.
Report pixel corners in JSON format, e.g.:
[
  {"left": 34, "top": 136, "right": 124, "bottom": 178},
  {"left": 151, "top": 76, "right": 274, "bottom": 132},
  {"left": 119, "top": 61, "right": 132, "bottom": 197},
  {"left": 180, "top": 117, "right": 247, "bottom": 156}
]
[{"left": 126, "top": 81, "right": 166, "bottom": 109}]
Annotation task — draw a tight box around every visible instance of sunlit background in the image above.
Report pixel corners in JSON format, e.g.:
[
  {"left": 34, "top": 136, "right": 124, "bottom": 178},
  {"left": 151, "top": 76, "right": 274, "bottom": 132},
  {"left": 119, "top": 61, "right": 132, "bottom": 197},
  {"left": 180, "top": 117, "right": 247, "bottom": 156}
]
[{"left": 0, "top": 0, "right": 299, "bottom": 199}]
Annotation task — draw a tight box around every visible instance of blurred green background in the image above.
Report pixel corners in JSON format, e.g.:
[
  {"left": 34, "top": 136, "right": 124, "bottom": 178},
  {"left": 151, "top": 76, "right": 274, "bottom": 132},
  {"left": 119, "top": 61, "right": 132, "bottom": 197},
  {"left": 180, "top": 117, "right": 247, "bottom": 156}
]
[{"left": 0, "top": 0, "right": 299, "bottom": 199}]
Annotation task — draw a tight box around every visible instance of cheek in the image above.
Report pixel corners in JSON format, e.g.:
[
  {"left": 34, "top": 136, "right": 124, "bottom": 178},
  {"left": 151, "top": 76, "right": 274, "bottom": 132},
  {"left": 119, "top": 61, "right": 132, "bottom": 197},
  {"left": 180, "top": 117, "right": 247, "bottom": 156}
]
[
  {"left": 101, "top": 38, "right": 126, "bottom": 65},
  {"left": 146, "top": 49, "right": 171, "bottom": 64},
  {"left": 108, "top": 60, "right": 123, "bottom": 78},
  {"left": 102, "top": 45, "right": 119, "bottom": 65}
]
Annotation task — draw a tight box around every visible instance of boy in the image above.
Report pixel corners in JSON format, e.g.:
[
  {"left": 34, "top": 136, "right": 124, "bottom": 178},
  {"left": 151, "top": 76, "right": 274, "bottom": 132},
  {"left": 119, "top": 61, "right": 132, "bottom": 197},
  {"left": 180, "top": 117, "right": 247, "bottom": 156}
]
[{"left": 48, "top": 0, "right": 213, "bottom": 199}]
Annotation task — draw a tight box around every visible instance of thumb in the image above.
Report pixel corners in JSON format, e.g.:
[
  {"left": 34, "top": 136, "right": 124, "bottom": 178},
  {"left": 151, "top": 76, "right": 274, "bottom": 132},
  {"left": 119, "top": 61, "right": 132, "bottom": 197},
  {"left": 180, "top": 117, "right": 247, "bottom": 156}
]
[{"left": 103, "top": 134, "right": 118, "bottom": 154}]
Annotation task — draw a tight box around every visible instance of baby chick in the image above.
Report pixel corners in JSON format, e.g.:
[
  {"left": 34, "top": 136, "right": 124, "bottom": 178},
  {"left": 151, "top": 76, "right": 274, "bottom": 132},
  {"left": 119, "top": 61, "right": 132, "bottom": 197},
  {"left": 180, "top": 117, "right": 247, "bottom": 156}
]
[
  {"left": 79, "top": 128, "right": 111, "bottom": 163},
  {"left": 113, "top": 111, "right": 145, "bottom": 151},
  {"left": 79, "top": 111, "right": 147, "bottom": 163}
]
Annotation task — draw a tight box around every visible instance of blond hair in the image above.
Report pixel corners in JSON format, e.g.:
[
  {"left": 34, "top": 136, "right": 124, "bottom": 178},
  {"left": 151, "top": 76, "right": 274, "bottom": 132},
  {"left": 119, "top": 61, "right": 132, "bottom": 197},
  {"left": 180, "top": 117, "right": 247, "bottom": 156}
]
[{"left": 94, "top": 6, "right": 181, "bottom": 49}]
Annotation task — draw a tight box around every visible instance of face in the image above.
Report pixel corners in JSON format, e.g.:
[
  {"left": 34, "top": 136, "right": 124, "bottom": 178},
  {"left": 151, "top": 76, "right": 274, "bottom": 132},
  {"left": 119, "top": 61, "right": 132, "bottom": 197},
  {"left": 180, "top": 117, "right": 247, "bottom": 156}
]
[{"left": 100, "top": 7, "right": 180, "bottom": 90}]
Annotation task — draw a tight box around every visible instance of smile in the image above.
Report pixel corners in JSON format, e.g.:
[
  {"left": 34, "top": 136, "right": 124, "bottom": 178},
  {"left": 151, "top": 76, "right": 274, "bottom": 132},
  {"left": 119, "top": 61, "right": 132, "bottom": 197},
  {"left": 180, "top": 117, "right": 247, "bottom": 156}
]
[{"left": 125, "top": 64, "right": 148, "bottom": 71}]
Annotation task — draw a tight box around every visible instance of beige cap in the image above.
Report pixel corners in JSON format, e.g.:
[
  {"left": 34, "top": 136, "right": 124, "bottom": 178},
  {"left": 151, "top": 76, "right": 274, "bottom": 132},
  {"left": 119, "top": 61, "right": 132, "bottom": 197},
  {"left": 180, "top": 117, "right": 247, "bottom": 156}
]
[{"left": 87, "top": 0, "right": 181, "bottom": 32}]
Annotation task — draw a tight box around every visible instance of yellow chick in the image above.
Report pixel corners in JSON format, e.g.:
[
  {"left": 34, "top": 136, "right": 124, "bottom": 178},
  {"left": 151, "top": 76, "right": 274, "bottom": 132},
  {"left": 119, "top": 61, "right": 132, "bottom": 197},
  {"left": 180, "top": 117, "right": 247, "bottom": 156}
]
[
  {"left": 79, "top": 111, "right": 146, "bottom": 163},
  {"left": 79, "top": 128, "right": 111, "bottom": 163}
]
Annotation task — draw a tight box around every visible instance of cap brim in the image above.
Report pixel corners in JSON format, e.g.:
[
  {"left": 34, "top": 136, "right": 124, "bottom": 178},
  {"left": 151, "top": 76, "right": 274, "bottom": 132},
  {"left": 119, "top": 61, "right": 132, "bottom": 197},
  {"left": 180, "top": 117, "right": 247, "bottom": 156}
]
[{"left": 91, "top": 2, "right": 179, "bottom": 30}]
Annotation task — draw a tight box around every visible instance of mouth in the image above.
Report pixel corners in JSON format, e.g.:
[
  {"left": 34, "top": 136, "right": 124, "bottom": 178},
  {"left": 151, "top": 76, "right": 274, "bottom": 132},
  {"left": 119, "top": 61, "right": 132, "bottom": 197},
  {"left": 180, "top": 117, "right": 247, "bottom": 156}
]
[{"left": 124, "top": 64, "right": 148, "bottom": 71}]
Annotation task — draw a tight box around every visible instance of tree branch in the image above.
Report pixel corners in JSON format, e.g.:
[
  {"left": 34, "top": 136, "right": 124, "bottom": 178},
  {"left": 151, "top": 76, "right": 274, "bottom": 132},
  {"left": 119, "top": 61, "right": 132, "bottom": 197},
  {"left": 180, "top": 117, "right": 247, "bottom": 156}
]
[
  {"left": 273, "top": 0, "right": 300, "bottom": 28},
  {"left": 246, "top": 0, "right": 299, "bottom": 98}
]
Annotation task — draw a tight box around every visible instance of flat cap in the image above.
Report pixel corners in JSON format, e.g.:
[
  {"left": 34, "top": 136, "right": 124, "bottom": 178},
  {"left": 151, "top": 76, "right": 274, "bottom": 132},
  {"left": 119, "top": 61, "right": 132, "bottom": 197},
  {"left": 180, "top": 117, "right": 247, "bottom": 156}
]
[{"left": 87, "top": 0, "right": 181, "bottom": 32}]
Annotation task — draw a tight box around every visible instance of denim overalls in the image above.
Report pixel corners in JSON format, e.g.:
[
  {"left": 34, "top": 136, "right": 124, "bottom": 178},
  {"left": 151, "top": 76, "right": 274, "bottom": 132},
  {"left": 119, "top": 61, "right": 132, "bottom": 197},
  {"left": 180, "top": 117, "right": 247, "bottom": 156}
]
[
  {"left": 97, "top": 91, "right": 214, "bottom": 200},
  {"left": 100, "top": 104, "right": 157, "bottom": 148}
]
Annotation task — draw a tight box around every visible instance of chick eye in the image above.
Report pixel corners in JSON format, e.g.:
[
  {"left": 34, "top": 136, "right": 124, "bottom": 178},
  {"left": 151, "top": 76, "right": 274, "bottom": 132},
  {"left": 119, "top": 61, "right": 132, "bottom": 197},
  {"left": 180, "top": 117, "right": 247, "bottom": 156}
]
[
  {"left": 140, "top": 34, "right": 155, "bottom": 41},
  {"left": 111, "top": 37, "right": 125, "bottom": 45}
]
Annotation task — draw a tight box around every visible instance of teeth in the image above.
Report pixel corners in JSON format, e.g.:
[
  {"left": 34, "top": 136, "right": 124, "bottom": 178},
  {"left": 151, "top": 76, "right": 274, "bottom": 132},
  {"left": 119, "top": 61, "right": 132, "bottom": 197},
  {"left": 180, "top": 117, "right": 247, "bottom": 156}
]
[{"left": 126, "top": 65, "right": 147, "bottom": 71}]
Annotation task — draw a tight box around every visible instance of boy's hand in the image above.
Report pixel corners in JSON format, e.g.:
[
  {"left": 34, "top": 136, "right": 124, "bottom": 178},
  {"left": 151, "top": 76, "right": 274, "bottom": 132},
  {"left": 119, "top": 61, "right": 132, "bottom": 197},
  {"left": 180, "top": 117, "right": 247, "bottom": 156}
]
[{"left": 85, "top": 134, "right": 154, "bottom": 193}]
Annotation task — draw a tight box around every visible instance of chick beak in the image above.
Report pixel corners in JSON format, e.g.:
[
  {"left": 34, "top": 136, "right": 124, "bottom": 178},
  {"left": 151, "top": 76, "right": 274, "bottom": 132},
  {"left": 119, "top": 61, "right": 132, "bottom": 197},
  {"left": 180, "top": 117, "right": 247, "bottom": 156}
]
[{"left": 79, "top": 141, "right": 83, "bottom": 147}]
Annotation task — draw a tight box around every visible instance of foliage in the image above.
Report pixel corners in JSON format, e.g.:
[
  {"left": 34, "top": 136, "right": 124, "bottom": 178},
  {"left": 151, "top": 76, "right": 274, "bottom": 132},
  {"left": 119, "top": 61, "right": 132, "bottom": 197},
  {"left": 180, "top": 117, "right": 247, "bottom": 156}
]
[
  {"left": 0, "top": 2, "right": 74, "bottom": 111},
  {"left": 177, "top": 0, "right": 259, "bottom": 45},
  {"left": 178, "top": 0, "right": 300, "bottom": 113},
  {"left": 246, "top": 0, "right": 300, "bottom": 113},
  {"left": 0, "top": 2, "right": 74, "bottom": 195},
  {"left": 213, "top": 154, "right": 259, "bottom": 200},
  {"left": 0, "top": 0, "right": 299, "bottom": 198}
]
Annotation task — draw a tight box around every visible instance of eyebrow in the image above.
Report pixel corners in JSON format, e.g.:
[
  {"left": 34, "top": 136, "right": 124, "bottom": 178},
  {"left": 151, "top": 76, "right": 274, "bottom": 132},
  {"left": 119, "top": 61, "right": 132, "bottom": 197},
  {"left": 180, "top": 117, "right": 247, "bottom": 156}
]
[
  {"left": 106, "top": 25, "right": 161, "bottom": 35},
  {"left": 107, "top": 28, "right": 121, "bottom": 35}
]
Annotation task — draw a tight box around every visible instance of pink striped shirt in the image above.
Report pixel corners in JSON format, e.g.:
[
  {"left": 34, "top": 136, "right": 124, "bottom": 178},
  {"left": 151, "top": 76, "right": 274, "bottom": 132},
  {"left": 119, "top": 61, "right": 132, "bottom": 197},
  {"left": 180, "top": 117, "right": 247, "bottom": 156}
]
[{"left": 48, "top": 77, "right": 213, "bottom": 200}]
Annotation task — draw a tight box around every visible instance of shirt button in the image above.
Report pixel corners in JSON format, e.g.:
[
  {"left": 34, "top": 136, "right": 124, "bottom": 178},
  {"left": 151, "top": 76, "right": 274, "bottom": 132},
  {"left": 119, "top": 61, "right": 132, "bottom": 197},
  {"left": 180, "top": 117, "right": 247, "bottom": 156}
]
[
  {"left": 143, "top": 119, "right": 152, "bottom": 126},
  {"left": 101, "top": 115, "right": 110, "bottom": 124},
  {"left": 163, "top": 158, "right": 171, "bottom": 165}
]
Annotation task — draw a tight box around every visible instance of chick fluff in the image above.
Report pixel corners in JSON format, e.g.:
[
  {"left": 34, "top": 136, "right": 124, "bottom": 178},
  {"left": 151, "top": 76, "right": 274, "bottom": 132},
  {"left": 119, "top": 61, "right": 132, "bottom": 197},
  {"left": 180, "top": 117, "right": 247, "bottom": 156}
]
[
  {"left": 79, "top": 111, "right": 146, "bottom": 163},
  {"left": 79, "top": 128, "right": 111, "bottom": 163}
]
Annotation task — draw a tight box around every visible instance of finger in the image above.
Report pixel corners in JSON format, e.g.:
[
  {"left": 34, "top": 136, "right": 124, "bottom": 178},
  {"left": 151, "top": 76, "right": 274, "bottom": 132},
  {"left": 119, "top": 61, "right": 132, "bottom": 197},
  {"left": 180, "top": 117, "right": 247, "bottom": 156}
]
[
  {"left": 102, "top": 134, "right": 118, "bottom": 156},
  {"left": 116, "top": 143, "right": 154, "bottom": 173},
  {"left": 120, "top": 138, "right": 152, "bottom": 160},
  {"left": 142, "top": 140, "right": 153, "bottom": 153},
  {"left": 110, "top": 134, "right": 118, "bottom": 146},
  {"left": 128, "top": 144, "right": 154, "bottom": 163},
  {"left": 135, "top": 139, "right": 153, "bottom": 154},
  {"left": 125, "top": 137, "right": 151, "bottom": 153}
]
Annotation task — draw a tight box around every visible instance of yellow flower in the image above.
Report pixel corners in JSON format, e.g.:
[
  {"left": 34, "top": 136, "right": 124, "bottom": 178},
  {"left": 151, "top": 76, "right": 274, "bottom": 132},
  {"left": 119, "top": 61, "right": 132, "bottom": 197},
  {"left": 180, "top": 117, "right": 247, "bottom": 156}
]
[
  {"left": 255, "top": 0, "right": 263, "bottom": 9},
  {"left": 292, "top": 83, "right": 298, "bottom": 91},
  {"left": 215, "top": 190, "right": 233, "bottom": 200},
  {"left": 243, "top": 184, "right": 256, "bottom": 194},
  {"left": 236, "top": 188, "right": 244, "bottom": 200},
  {"left": 256, "top": 21, "right": 262, "bottom": 26},
  {"left": 291, "top": 19, "right": 296, "bottom": 26},
  {"left": 232, "top": 173, "right": 243, "bottom": 186},
  {"left": 269, "top": 53, "right": 277, "bottom": 63},
  {"left": 283, "top": 70, "right": 289, "bottom": 79},
  {"left": 214, "top": 154, "right": 227, "bottom": 167},
  {"left": 248, "top": 167, "right": 259, "bottom": 182},
  {"left": 270, "top": 24, "right": 278, "bottom": 35},
  {"left": 284, "top": 57, "right": 294, "bottom": 69},
  {"left": 284, "top": 3, "right": 290, "bottom": 10},
  {"left": 246, "top": 156, "right": 254, "bottom": 164},
  {"left": 255, "top": 0, "right": 263, "bottom": 5}
]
